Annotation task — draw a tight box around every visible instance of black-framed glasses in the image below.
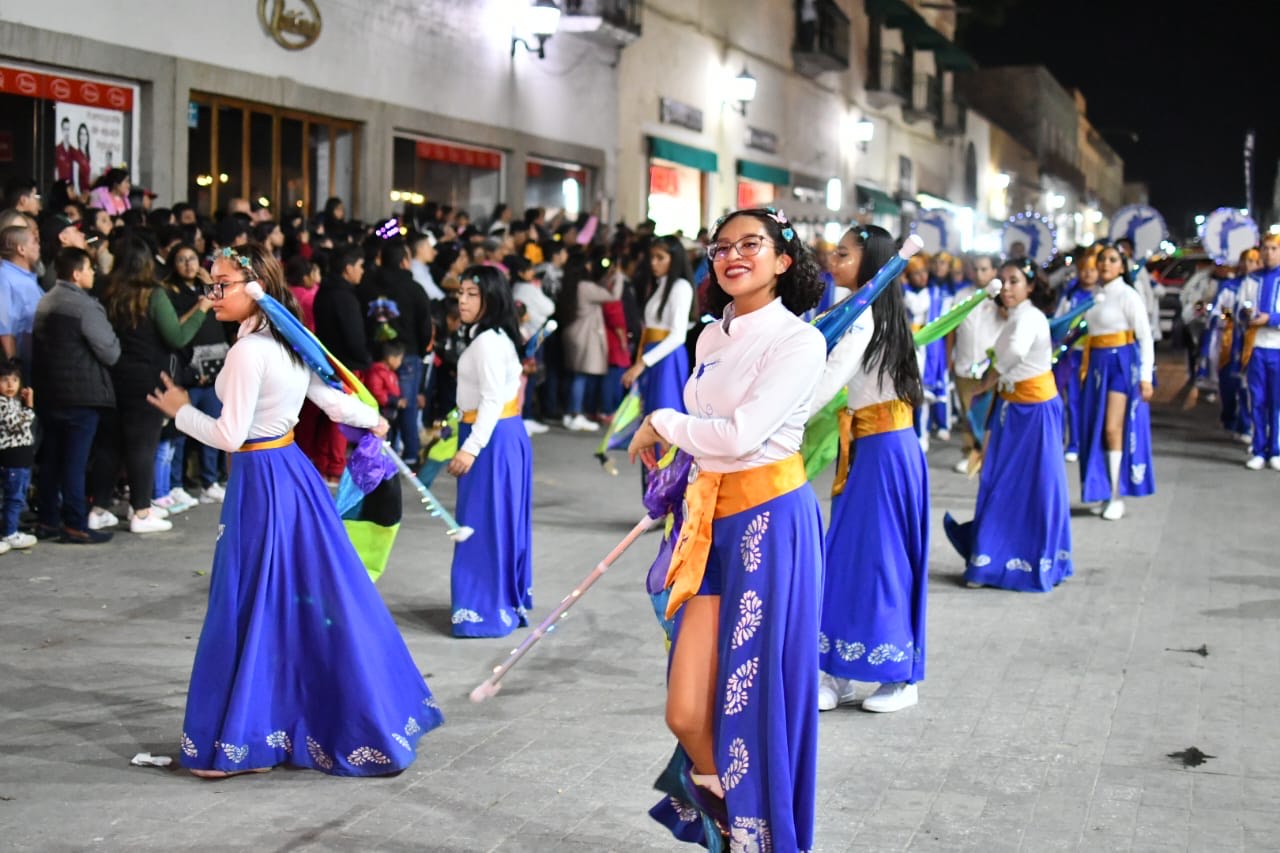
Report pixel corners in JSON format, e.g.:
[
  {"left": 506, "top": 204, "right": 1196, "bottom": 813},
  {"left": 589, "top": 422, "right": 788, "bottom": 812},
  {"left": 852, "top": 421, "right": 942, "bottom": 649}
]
[
  {"left": 202, "top": 278, "right": 249, "bottom": 299},
  {"left": 707, "top": 235, "right": 774, "bottom": 262}
]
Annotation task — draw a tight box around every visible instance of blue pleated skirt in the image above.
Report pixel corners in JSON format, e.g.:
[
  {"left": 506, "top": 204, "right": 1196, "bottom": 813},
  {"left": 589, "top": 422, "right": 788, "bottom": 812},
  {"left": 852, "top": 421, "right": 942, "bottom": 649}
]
[
  {"left": 1054, "top": 348, "right": 1084, "bottom": 453},
  {"left": 449, "top": 417, "right": 533, "bottom": 638},
  {"left": 961, "top": 396, "right": 1073, "bottom": 591},
  {"left": 639, "top": 341, "right": 689, "bottom": 415},
  {"left": 650, "top": 484, "right": 823, "bottom": 853},
  {"left": 819, "top": 426, "right": 929, "bottom": 685},
  {"left": 181, "top": 440, "right": 442, "bottom": 776},
  {"left": 1078, "top": 344, "right": 1156, "bottom": 503}
]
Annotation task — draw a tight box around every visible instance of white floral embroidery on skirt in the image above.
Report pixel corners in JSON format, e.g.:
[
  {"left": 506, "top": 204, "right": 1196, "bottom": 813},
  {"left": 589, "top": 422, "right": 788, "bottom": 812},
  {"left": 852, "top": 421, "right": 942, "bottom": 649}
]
[
  {"left": 739, "top": 511, "right": 771, "bottom": 573},
  {"left": 731, "top": 591, "right": 763, "bottom": 650},
  {"left": 720, "top": 738, "right": 750, "bottom": 791},
  {"left": 451, "top": 609, "right": 483, "bottom": 625},
  {"left": 730, "top": 815, "right": 773, "bottom": 853},
  {"left": 723, "top": 657, "right": 760, "bottom": 716}
]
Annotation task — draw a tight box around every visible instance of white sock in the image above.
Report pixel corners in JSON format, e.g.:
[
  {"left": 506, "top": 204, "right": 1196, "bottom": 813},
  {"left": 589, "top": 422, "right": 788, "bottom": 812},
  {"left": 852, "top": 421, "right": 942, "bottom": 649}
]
[{"left": 1107, "top": 450, "right": 1122, "bottom": 502}]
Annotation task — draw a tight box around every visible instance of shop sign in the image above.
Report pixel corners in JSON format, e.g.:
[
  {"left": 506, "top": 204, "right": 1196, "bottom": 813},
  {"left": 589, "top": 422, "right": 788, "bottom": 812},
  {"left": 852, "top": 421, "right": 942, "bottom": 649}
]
[
  {"left": 259, "top": 0, "right": 322, "bottom": 51},
  {"left": 744, "top": 127, "right": 779, "bottom": 154},
  {"left": 0, "top": 64, "right": 134, "bottom": 110},
  {"left": 649, "top": 164, "right": 680, "bottom": 196},
  {"left": 416, "top": 140, "right": 502, "bottom": 171},
  {"left": 659, "top": 98, "right": 703, "bottom": 133}
]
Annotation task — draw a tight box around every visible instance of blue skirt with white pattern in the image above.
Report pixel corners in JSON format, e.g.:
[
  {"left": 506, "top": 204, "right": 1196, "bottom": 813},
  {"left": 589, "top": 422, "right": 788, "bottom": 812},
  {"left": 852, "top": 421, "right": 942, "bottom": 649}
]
[
  {"left": 1078, "top": 343, "right": 1156, "bottom": 503},
  {"left": 450, "top": 417, "right": 533, "bottom": 637},
  {"left": 650, "top": 483, "right": 823, "bottom": 853},
  {"left": 819, "top": 426, "right": 929, "bottom": 685},
  {"left": 181, "top": 439, "right": 442, "bottom": 776}
]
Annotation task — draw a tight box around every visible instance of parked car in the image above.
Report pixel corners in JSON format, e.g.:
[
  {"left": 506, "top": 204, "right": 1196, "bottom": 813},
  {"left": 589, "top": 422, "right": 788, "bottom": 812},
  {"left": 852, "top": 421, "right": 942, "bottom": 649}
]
[{"left": 1151, "top": 252, "right": 1213, "bottom": 344}]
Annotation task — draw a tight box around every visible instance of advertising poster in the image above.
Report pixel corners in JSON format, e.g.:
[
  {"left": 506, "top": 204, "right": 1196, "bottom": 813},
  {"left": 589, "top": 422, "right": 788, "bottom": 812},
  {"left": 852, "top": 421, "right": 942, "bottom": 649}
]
[{"left": 53, "top": 103, "right": 125, "bottom": 195}]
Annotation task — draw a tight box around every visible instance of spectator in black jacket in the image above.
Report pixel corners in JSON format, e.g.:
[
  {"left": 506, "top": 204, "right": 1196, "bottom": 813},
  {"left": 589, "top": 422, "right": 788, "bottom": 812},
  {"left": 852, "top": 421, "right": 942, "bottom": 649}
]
[
  {"left": 359, "top": 239, "right": 432, "bottom": 465},
  {"left": 32, "top": 247, "right": 120, "bottom": 543}
]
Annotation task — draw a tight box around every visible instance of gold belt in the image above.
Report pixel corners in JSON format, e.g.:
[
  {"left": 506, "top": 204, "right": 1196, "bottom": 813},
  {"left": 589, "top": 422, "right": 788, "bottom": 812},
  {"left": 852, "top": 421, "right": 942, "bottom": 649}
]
[
  {"left": 238, "top": 431, "right": 295, "bottom": 452},
  {"left": 999, "top": 371, "right": 1057, "bottom": 403},
  {"left": 640, "top": 327, "right": 670, "bottom": 346},
  {"left": 461, "top": 398, "right": 520, "bottom": 424},
  {"left": 1080, "top": 330, "right": 1136, "bottom": 380}
]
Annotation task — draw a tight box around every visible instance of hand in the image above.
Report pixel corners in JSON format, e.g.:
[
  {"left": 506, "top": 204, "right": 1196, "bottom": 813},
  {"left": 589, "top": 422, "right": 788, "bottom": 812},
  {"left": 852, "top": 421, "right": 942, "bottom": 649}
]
[
  {"left": 372, "top": 416, "right": 391, "bottom": 438},
  {"left": 396, "top": 399, "right": 407, "bottom": 409},
  {"left": 196, "top": 295, "right": 215, "bottom": 312},
  {"left": 627, "top": 416, "right": 669, "bottom": 469},
  {"left": 621, "top": 363, "right": 644, "bottom": 390},
  {"left": 19, "top": 387, "right": 33, "bottom": 407},
  {"left": 417, "top": 393, "right": 427, "bottom": 409},
  {"left": 448, "top": 450, "right": 475, "bottom": 477},
  {"left": 1140, "top": 381, "right": 1154, "bottom": 402},
  {"left": 194, "top": 267, "right": 213, "bottom": 285},
  {"left": 1252, "top": 311, "right": 1270, "bottom": 327},
  {"left": 146, "top": 372, "right": 190, "bottom": 418}
]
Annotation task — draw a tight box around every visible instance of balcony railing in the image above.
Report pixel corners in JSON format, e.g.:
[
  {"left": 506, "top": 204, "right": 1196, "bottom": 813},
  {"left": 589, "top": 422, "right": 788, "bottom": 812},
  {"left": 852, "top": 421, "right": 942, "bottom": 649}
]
[
  {"left": 792, "top": 0, "right": 850, "bottom": 76},
  {"left": 905, "top": 74, "right": 942, "bottom": 123},
  {"left": 560, "top": 0, "right": 642, "bottom": 45},
  {"left": 868, "top": 50, "right": 911, "bottom": 105},
  {"left": 938, "top": 99, "right": 966, "bottom": 136}
]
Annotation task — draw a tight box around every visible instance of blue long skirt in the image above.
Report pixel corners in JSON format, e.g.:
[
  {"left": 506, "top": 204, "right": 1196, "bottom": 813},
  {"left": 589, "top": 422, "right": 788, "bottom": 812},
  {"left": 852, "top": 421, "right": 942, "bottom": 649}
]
[
  {"left": 922, "top": 338, "right": 950, "bottom": 432},
  {"left": 953, "top": 396, "right": 1073, "bottom": 591},
  {"left": 1054, "top": 348, "right": 1084, "bottom": 454},
  {"left": 639, "top": 341, "right": 689, "bottom": 415},
  {"left": 819, "top": 427, "right": 929, "bottom": 685},
  {"left": 449, "top": 417, "right": 533, "bottom": 638},
  {"left": 650, "top": 484, "right": 823, "bottom": 853},
  {"left": 181, "top": 440, "right": 442, "bottom": 776},
  {"left": 1078, "top": 344, "right": 1156, "bottom": 503}
]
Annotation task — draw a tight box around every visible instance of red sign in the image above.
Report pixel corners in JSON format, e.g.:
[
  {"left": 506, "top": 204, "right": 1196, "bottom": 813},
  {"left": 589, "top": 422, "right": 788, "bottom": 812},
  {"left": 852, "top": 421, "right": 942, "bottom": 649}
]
[
  {"left": 0, "top": 64, "right": 133, "bottom": 111},
  {"left": 415, "top": 140, "right": 501, "bottom": 171},
  {"left": 649, "top": 165, "right": 680, "bottom": 197}
]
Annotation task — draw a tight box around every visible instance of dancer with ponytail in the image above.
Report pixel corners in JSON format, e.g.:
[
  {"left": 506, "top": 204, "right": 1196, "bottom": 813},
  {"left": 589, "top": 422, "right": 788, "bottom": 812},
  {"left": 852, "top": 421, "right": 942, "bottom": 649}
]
[
  {"left": 633, "top": 208, "right": 825, "bottom": 852},
  {"left": 622, "top": 235, "right": 694, "bottom": 415},
  {"left": 811, "top": 227, "right": 928, "bottom": 713},
  {"left": 1078, "top": 244, "right": 1155, "bottom": 521}
]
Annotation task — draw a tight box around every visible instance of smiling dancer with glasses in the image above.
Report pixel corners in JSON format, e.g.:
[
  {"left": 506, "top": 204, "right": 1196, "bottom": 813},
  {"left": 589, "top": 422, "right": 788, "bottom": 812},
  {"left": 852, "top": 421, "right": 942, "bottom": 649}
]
[
  {"left": 634, "top": 207, "right": 825, "bottom": 852},
  {"left": 147, "top": 242, "right": 442, "bottom": 778}
]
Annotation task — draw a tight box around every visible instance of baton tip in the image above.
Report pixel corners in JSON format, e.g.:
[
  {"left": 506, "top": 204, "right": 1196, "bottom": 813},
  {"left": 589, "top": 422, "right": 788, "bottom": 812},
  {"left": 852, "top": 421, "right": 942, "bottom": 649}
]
[
  {"left": 469, "top": 681, "right": 501, "bottom": 703},
  {"left": 449, "top": 526, "right": 476, "bottom": 542}
]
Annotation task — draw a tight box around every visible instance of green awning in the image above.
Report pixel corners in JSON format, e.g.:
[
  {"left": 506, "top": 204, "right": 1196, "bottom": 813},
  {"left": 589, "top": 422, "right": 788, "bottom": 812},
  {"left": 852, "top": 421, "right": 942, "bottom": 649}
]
[
  {"left": 648, "top": 137, "right": 718, "bottom": 173},
  {"left": 737, "top": 159, "right": 791, "bottom": 186},
  {"left": 856, "top": 184, "right": 900, "bottom": 216},
  {"left": 866, "top": 0, "right": 961, "bottom": 54},
  {"left": 935, "top": 43, "right": 975, "bottom": 72}
]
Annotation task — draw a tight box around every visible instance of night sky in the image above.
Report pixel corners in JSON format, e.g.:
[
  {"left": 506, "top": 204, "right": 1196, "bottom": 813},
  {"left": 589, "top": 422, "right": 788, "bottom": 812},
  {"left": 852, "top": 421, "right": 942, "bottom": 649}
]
[{"left": 961, "top": 0, "right": 1275, "bottom": 241}]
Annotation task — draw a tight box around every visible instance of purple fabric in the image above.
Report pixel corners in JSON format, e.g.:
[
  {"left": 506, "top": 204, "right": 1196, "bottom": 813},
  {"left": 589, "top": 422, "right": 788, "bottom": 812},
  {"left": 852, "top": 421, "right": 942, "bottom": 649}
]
[
  {"left": 347, "top": 431, "right": 397, "bottom": 495},
  {"left": 642, "top": 450, "right": 693, "bottom": 519}
]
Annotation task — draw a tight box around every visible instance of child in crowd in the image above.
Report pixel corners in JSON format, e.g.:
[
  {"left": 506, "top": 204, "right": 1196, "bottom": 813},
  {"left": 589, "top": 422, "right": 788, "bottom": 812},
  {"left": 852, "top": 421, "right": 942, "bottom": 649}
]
[
  {"left": 366, "top": 340, "right": 407, "bottom": 423},
  {"left": 0, "top": 359, "right": 37, "bottom": 552}
]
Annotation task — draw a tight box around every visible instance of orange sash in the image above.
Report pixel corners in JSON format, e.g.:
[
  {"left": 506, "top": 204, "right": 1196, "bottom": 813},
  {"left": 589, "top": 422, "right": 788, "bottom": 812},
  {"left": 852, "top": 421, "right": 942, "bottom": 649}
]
[
  {"left": 1243, "top": 326, "right": 1259, "bottom": 369},
  {"left": 640, "top": 327, "right": 670, "bottom": 346},
  {"left": 1219, "top": 317, "right": 1235, "bottom": 369},
  {"left": 663, "top": 454, "right": 807, "bottom": 618},
  {"left": 832, "top": 400, "right": 914, "bottom": 496},
  {"left": 238, "top": 431, "right": 295, "bottom": 452},
  {"left": 999, "top": 371, "right": 1057, "bottom": 404},
  {"left": 1080, "top": 330, "right": 1136, "bottom": 380},
  {"left": 461, "top": 398, "right": 520, "bottom": 424}
]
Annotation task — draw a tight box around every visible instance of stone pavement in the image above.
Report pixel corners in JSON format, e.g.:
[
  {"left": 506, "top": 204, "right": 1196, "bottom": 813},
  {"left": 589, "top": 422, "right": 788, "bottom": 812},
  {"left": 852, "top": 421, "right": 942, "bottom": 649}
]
[{"left": 1, "top": 367, "right": 1278, "bottom": 852}]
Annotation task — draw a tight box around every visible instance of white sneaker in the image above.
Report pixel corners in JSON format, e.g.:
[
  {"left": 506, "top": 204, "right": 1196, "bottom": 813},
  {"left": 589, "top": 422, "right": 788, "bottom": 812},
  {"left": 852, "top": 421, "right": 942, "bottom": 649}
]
[
  {"left": 152, "top": 495, "right": 190, "bottom": 516},
  {"left": 564, "top": 414, "right": 599, "bottom": 432},
  {"left": 818, "top": 673, "right": 859, "bottom": 712},
  {"left": 169, "top": 487, "right": 199, "bottom": 509},
  {"left": 1238, "top": 432, "right": 1254, "bottom": 445},
  {"left": 1064, "top": 451, "right": 1079, "bottom": 463},
  {"left": 952, "top": 457, "right": 970, "bottom": 474},
  {"left": 523, "top": 418, "right": 549, "bottom": 436},
  {"left": 200, "top": 482, "right": 226, "bottom": 503},
  {"left": 1269, "top": 457, "right": 1280, "bottom": 472},
  {"left": 919, "top": 433, "right": 930, "bottom": 453},
  {"left": 1101, "top": 499, "right": 1126, "bottom": 521},
  {"left": 129, "top": 513, "right": 173, "bottom": 534},
  {"left": 0, "top": 539, "right": 10, "bottom": 554},
  {"left": 1246, "top": 455, "right": 1266, "bottom": 471},
  {"left": 2, "top": 531, "right": 36, "bottom": 549},
  {"left": 936, "top": 429, "right": 951, "bottom": 442},
  {"left": 89, "top": 508, "right": 120, "bottom": 529},
  {"left": 861, "top": 682, "right": 918, "bottom": 713}
]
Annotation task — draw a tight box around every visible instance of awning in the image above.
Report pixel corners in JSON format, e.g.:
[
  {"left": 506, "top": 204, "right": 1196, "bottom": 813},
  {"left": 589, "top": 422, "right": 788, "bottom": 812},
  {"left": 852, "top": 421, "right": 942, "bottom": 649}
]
[
  {"left": 737, "top": 159, "right": 791, "bottom": 186},
  {"left": 865, "top": 0, "right": 967, "bottom": 59},
  {"left": 856, "top": 184, "right": 901, "bottom": 216},
  {"left": 934, "top": 43, "right": 976, "bottom": 72},
  {"left": 648, "top": 136, "right": 718, "bottom": 173}
]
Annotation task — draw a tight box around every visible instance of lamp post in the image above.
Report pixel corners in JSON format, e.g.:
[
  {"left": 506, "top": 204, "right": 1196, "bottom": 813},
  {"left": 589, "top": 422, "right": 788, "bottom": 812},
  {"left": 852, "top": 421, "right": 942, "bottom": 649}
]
[
  {"left": 729, "top": 65, "right": 757, "bottom": 116},
  {"left": 851, "top": 118, "right": 875, "bottom": 153},
  {"left": 511, "top": 0, "right": 562, "bottom": 59}
]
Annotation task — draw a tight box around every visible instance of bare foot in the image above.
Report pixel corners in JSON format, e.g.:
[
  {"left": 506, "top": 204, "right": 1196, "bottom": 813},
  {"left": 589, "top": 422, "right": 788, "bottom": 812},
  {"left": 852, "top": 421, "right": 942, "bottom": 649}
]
[{"left": 189, "top": 767, "right": 273, "bottom": 779}]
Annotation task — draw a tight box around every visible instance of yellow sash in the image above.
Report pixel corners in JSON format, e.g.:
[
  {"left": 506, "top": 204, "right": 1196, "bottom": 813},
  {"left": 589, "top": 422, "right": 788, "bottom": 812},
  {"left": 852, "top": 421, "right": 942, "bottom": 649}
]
[
  {"left": 1080, "top": 330, "right": 1136, "bottom": 380},
  {"left": 1243, "top": 326, "right": 1259, "bottom": 369},
  {"left": 238, "top": 431, "right": 295, "bottom": 452},
  {"left": 832, "top": 399, "right": 914, "bottom": 496},
  {"left": 461, "top": 398, "right": 521, "bottom": 424},
  {"left": 640, "top": 327, "right": 670, "bottom": 346},
  {"left": 999, "top": 371, "right": 1057, "bottom": 404},
  {"left": 1219, "top": 317, "right": 1235, "bottom": 369},
  {"left": 663, "top": 454, "right": 807, "bottom": 618}
]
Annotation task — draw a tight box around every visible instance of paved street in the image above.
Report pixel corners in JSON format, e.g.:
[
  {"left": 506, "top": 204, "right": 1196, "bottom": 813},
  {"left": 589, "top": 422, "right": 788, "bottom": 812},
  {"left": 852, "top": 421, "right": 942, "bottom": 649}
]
[{"left": 2, "top": 362, "right": 1278, "bottom": 852}]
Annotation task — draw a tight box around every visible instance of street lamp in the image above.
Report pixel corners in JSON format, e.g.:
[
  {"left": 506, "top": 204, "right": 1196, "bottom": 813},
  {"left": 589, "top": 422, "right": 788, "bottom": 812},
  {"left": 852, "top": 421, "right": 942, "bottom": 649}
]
[
  {"left": 851, "top": 118, "right": 875, "bottom": 153},
  {"left": 511, "top": 0, "right": 561, "bottom": 59},
  {"left": 729, "top": 65, "right": 757, "bottom": 116}
]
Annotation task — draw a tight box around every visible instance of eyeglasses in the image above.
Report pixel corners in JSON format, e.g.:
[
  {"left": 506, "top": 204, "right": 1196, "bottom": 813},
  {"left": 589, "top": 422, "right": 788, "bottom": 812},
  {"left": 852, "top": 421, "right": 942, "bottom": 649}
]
[
  {"left": 202, "top": 278, "right": 249, "bottom": 299},
  {"left": 707, "top": 235, "right": 774, "bottom": 262}
]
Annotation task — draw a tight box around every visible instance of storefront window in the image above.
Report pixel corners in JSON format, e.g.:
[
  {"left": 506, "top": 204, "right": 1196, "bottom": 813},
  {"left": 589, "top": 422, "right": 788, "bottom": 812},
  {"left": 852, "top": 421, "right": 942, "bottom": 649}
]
[
  {"left": 527, "top": 157, "right": 590, "bottom": 221},
  {"left": 392, "top": 136, "right": 503, "bottom": 221},
  {"left": 0, "top": 62, "right": 138, "bottom": 201},
  {"left": 188, "top": 92, "right": 359, "bottom": 217},
  {"left": 736, "top": 178, "right": 774, "bottom": 210},
  {"left": 647, "top": 159, "right": 703, "bottom": 238}
]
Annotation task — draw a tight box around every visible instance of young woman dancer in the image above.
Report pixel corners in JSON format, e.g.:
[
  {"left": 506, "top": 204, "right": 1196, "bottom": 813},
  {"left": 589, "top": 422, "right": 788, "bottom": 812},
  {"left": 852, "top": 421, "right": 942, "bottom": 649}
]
[
  {"left": 631, "top": 208, "right": 826, "bottom": 852},
  {"left": 944, "top": 258, "right": 1072, "bottom": 591},
  {"left": 622, "top": 234, "right": 694, "bottom": 414},
  {"left": 448, "top": 265, "right": 534, "bottom": 637},
  {"left": 1078, "top": 244, "right": 1155, "bottom": 520},
  {"left": 1239, "top": 234, "right": 1280, "bottom": 469},
  {"left": 1053, "top": 249, "right": 1099, "bottom": 462},
  {"left": 1215, "top": 247, "right": 1261, "bottom": 441},
  {"left": 812, "top": 227, "right": 928, "bottom": 714},
  {"left": 147, "top": 243, "right": 442, "bottom": 777}
]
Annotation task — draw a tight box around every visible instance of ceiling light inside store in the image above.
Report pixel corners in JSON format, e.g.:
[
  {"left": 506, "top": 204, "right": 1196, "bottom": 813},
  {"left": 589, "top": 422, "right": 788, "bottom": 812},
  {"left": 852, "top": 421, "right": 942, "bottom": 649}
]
[{"left": 826, "top": 178, "right": 842, "bottom": 212}]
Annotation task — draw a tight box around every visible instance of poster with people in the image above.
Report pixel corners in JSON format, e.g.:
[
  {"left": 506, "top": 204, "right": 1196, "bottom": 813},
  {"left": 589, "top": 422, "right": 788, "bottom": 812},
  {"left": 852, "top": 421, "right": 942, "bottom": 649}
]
[{"left": 53, "top": 103, "right": 125, "bottom": 196}]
